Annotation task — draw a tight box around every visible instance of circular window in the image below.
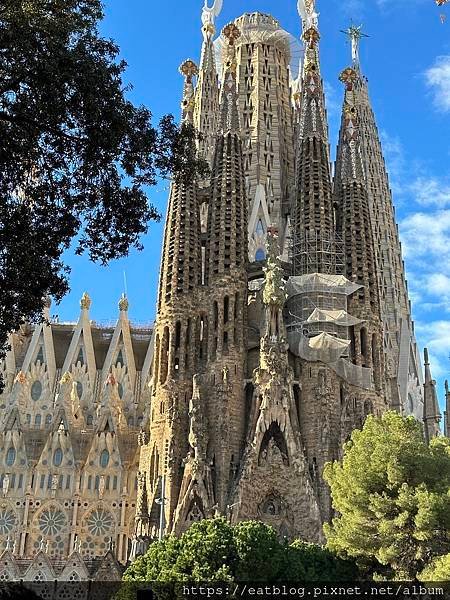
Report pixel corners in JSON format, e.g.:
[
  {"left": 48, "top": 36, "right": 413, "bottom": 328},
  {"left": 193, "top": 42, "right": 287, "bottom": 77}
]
[
  {"left": 0, "top": 509, "right": 16, "bottom": 535},
  {"left": 86, "top": 509, "right": 113, "bottom": 536},
  {"left": 38, "top": 508, "right": 66, "bottom": 536},
  {"left": 262, "top": 496, "right": 281, "bottom": 516},
  {"left": 53, "top": 448, "right": 63, "bottom": 467},
  {"left": 76, "top": 381, "right": 83, "bottom": 399},
  {"left": 5, "top": 447, "right": 16, "bottom": 467},
  {"left": 100, "top": 450, "right": 110, "bottom": 468},
  {"left": 31, "top": 381, "right": 43, "bottom": 401}
]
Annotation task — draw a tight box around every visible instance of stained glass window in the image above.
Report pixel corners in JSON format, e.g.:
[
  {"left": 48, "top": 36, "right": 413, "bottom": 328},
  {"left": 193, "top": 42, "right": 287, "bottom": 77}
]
[
  {"left": 38, "top": 508, "right": 66, "bottom": 536},
  {"left": 31, "top": 381, "right": 42, "bottom": 401},
  {"left": 86, "top": 509, "right": 113, "bottom": 536},
  {"left": 53, "top": 448, "right": 63, "bottom": 467},
  {"left": 100, "top": 450, "right": 110, "bottom": 468},
  {"left": 0, "top": 509, "right": 16, "bottom": 534},
  {"left": 6, "top": 447, "right": 16, "bottom": 466}
]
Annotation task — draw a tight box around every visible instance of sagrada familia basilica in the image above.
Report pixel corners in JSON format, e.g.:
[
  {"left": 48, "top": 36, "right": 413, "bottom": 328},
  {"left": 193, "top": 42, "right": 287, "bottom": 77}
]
[{"left": 0, "top": 0, "right": 448, "bottom": 583}]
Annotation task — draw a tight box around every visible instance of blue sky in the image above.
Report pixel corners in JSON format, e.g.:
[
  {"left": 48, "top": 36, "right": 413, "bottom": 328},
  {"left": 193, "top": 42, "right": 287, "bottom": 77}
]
[{"left": 56, "top": 0, "right": 450, "bottom": 410}]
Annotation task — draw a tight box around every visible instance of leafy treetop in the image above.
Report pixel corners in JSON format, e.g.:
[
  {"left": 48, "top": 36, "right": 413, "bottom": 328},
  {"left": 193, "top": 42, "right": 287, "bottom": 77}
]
[
  {"left": 324, "top": 411, "right": 450, "bottom": 580},
  {"left": 0, "top": 0, "right": 208, "bottom": 388}
]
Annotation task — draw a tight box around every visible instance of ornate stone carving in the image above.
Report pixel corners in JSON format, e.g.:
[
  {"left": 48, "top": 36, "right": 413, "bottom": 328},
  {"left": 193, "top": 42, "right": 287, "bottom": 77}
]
[
  {"left": 188, "top": 376, "right": 208, "bottom": 462},
  {"left": 80, "top": 292, "right": 91, "bottom": 311}
]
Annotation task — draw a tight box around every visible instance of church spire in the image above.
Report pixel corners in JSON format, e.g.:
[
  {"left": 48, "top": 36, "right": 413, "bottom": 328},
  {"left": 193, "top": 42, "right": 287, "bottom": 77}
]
[
  {"left": 444, "top": 380, "right": 450, "bottom": 438},
  {"left": 194, "top": 1, "right": 221, "bottom": 165},
  {"left": 205, "top": 22, "right": 247, "bottom": 282},
  {"left": 336, "top": 27, "right": 423, "bottom": 412},
  {"left": 335, "top": 66, "right": 380, "bottom": 319},
  {"left": 180, "top": 60, "right": 198, "bottom": 124},
  {"left": 292, "top": 0, "right": 337, "bottom": 275},
  {"left": 423, "top": 348, "right": 442, "bottom": 443},
  {"left": 157, "top": 63, "right": 203, "bottom": 312}
]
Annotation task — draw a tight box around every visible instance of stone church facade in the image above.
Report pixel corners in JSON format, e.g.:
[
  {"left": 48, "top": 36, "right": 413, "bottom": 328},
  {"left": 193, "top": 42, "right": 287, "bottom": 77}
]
[{"left": 0, "top": 0, "right": 447, "bottom": 583}]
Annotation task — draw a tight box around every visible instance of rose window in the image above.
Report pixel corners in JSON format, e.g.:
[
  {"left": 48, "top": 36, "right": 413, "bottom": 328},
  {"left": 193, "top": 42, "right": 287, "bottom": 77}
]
[
  {"left": 0, "top": 509, "right": 16, "bottom": 535},
  {"left": 86, "top": 509, "right": 113, "bottom": 536},
  {"left": 38, "top": 508, "right": 66, "bottom": 536}
]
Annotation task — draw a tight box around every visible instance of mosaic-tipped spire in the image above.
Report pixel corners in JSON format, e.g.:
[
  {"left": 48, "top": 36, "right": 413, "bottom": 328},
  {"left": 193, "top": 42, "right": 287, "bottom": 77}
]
[
  {"left": 80, "top": 292, "right": 91, "bottom": 311},
  {"left": 334, "top": 67, "right": 380, "bottom": 321},
  {"left": 423, "top": 348, "right": 442, "bottom": 443},
  {"left": 195, "top": 2, "right": 220, "bottom": 167},
  {"left": 292, "top": 0, "right": 336, "bottom": 275},
  {"left": 337, "top": 67, "right": 366, "bottom": 181},
  {"left": 179, "top": 59, "right": 199, "bottom": 124},
  {"left": 156, "top": 66, "right": 203, "bottom": 311},
  {"left": 118, "top": 293, "right": 129, "bottom": 312},
  {"left": 205, "top": 22, "right": 247, "bottom": 282},
  {"left": 219, "top": 23, "right": 241, "bottom": 134},
  {"left": 335, "top": 31, "right": 423, "bottom": 413}
]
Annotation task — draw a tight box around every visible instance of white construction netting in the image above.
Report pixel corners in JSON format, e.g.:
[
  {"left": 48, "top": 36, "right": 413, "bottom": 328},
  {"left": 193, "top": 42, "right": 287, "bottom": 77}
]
[
  {"left": 286, "top": 273, "right": 363, "bottom": 297},
  {"left": 306, "top": 309, "right": 364, "bottom": 327},
  {"left": 288, "top": 330, "right": 374, "bottom": 390},
  {"left": 289, "top": 331, "right": 350, "bottom": 363}
]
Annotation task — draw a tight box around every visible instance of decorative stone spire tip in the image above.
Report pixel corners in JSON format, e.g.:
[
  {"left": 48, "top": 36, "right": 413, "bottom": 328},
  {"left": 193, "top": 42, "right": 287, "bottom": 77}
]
[
  {"left": 80, "top": 292, "right": 91, "bottom": 311},
  {"left": 119, "top": 293, "right": 129, "bottom": 312}
]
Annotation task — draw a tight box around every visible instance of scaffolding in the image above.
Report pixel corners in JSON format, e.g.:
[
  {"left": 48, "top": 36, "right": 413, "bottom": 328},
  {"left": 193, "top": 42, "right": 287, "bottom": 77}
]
[
  {"left": 284, "top": 273, "right": 374, "bottom": 390},
  {"left": 290, "top": 229, "right": 345, "bottom": 277}
]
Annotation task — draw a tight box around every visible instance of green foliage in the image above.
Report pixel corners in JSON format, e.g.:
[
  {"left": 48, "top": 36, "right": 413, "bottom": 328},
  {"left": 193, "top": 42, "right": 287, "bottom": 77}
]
[
  {"left": 123, "top": 518, "right": 359, "bottom": 587},
  {"left": 233, "top": 520, "right": 284, "bottom": 582},
  {"left": 281, "top": 541, "right": 360, "bottom": 582},
  {"left": 0, "top": 0, "right": 208, "bottom": 387},
  {"left": 324, "top": 411, "right": 450, "bottom": 579},
  {"left": 419, "top": 553, "right": 450, "bottom": 581}
]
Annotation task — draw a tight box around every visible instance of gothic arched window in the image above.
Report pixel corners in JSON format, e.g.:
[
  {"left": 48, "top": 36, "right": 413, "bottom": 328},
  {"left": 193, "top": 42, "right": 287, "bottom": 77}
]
[
  {"left": 53, "top": 448, "right": 63, "bottom": 467},
  {"left": 100, "top": 450, "right": 110, "bottom": 468},
  {"left": 6, "top": 447, "right": 16, "bottom": 467},
  {"left": 31, "top": 380, "right": 43, "bottom": 401}
]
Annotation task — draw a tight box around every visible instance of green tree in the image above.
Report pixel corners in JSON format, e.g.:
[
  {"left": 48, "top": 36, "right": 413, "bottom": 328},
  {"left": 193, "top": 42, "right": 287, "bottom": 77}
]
[
  {"left": 419, "top": 553, "right": 450, "bottom": 581},
  {"left": 123, "top": 518, "right": 359, "bottom": 588},
  {"left": 282, "top": 541, "right": 359, "bottom": 582},
  {"left": 0, "top": 0, "right": 207, "bottom": 387},
  {"left": 324, "top": 411, "right": 450, "bottom": 579}
]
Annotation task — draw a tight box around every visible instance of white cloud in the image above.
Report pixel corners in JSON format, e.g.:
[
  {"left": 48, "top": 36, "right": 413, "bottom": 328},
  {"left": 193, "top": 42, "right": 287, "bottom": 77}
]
[
  {"left": 415, "top": 319, "right": 450, "bottom": 375},
  {"left": 399, "top": 210, "right": 450, "bottom": 264},
  {"left": 408, "top": 176, "right": 450, "bottom": 207},
  {"left": 426, "top": 273, "right": 450, "bottom": 296},
  {"left": 380, "top": 131, "right": 407, "bottom": 196},
  {"left": 424, "top": 55, "right": 450, "bottom": 113}
]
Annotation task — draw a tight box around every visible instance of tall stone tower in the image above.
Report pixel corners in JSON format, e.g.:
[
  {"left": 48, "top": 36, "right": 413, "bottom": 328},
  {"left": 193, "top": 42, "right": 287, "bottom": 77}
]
[{"left": 135, "top": 0, "right": 425, "bottom": 544}]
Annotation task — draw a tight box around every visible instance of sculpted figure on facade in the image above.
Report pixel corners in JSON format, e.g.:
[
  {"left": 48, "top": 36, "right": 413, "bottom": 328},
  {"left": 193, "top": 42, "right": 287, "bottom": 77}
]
[{"left": 188, "top": 376, "right": 208, "bottom": 463}]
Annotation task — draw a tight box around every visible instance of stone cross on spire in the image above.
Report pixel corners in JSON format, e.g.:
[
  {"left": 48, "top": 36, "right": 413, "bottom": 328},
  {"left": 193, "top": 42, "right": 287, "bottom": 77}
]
[{"left": 341, "top": 24, "right": 369, "bottom": 69}]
